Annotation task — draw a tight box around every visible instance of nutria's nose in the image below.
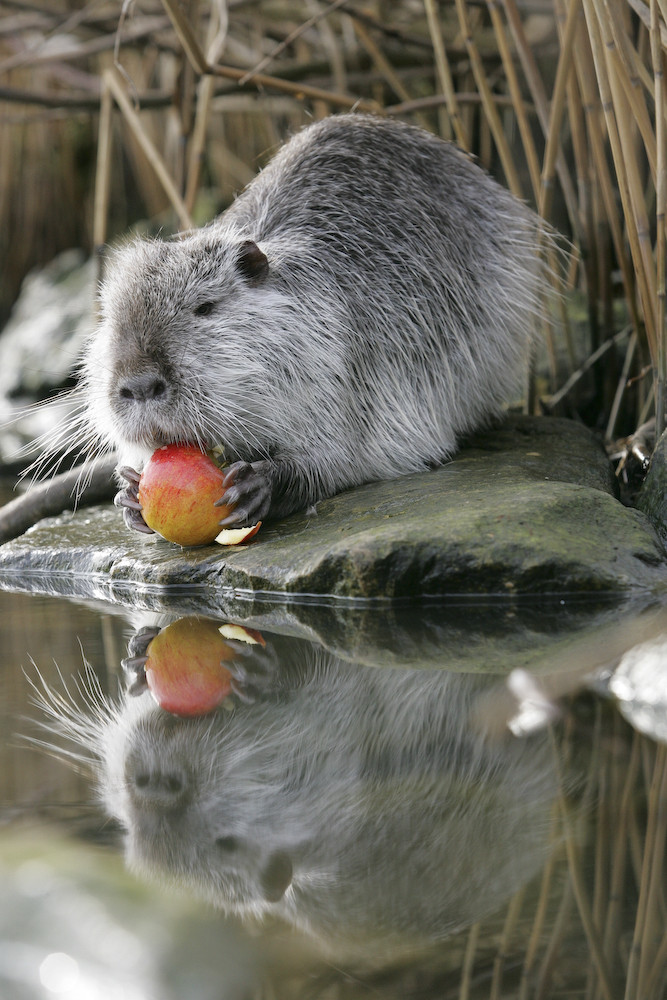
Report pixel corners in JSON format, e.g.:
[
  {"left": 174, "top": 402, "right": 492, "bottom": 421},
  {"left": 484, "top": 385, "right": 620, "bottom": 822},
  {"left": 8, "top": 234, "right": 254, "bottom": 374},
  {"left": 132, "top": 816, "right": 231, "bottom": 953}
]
[
  {"left": 118, "top": 372, "right": 168, "bottom": 402},
  {"left": 129, "top": 765, "right": 192, "bottom": 809}
]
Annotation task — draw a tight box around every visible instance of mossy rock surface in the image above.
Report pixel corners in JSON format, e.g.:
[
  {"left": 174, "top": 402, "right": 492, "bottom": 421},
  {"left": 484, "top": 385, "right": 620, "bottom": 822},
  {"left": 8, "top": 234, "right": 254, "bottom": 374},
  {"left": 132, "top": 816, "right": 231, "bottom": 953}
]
[{"left": 0, "top": 416, "right": 664, "bottom": 602}]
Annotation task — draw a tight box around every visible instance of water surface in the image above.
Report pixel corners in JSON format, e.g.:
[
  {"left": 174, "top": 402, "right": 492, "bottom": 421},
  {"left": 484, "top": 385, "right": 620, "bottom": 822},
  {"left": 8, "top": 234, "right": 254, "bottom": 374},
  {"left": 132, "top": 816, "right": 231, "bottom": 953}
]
[{"left": 1, "top": 586, "right": 665, "bottom": 1000}]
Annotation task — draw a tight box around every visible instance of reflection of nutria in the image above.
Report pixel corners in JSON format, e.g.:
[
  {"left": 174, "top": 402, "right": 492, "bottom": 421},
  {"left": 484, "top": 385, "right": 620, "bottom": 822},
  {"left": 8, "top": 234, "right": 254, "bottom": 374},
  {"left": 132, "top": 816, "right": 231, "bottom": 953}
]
[
  {"left": 84, "top": 114, "right": 555, "bottom": 531},
  {"left": 33, "top": 633, "right": 557, "bottom": 958}
]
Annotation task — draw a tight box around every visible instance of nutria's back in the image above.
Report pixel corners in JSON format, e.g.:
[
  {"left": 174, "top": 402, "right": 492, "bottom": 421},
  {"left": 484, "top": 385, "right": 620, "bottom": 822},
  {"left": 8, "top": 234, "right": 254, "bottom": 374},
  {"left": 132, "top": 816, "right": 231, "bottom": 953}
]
[{"left": 87, "top": 114, "right": 554, "bottom": 528}]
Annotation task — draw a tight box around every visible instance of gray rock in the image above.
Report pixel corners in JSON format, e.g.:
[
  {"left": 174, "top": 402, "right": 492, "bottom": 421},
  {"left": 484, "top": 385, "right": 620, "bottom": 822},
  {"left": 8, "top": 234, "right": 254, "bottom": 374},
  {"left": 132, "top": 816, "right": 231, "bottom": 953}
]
[
  {"left": 0, "top": 249, "right": 94, "bottom": 399},
  {"left": 638, "top": 427, "right": 667, "bottom": 541},
  {"left": 0, "top": 249, "right": 95, "bottom": 463},
  {"left": 0, "top": 417, "right": 664, "bottom": 611}
]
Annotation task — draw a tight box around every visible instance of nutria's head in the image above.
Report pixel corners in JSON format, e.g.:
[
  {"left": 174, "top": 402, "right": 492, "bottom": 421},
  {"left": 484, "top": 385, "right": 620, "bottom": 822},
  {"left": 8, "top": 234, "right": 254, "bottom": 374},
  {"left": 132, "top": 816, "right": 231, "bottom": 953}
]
[{"left": 84, "top": 231, "right": 294, "bottom": 469}]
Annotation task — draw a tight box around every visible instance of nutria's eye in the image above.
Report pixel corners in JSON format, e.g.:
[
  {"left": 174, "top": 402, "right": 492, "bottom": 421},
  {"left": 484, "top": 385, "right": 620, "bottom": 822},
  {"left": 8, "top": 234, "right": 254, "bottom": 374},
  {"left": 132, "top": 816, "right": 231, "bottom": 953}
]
[{"left": 194, "top": 301, "right": 215, "bottom": 317}]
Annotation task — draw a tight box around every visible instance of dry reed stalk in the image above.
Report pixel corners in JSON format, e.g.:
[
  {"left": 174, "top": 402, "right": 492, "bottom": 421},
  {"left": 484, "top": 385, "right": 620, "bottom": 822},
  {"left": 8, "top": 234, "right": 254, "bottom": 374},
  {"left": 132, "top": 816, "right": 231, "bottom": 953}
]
[
  {"left": 385, "top": 90, "right": 524, "bottom": 115},
  {"left": 489, "top": 886, "right": 525, "bottom": 1000},
  {"left": 423, "top": 0, "right": 470, "bottom": 147},
  {"left": 593, "top": 0, "right": 657, "bottom": 181},
  {"left": 606, "top": 331, "right": 639, "bottom": 438},
  {"left": 582, "top": 0, "right": 657, "bottom": 360},
  {"left": 307, "top": 0, "right": 347, "bottom": 99},
  {"left": 454, "top": 0, "right": 522, "bottom": 195},
  {"left": 604, "top": 58, "right": 658, "bottom": 336},
  {"left": 238, "top": 0, "right": 349, "bottom": 85},
  {"left": 628, "top": 745, "right": 667, "bottom": 1000},
  {"left": 0, "top": 14, "right": 171, "bottom": 76},
  {"left": 651, "top": 0, "right": 667, "bottom": 435},
  {"left": 534, "top": 875, "right": 574, "bottom": 1000},
  {"left": 592, "top": 714, "right": 635, "bottom": 1000},
  {"left": 93, "top": 74, "right": 113, "bottom": 276},
  {"left": 353, "top": 18, "right": 429, "bottom": 128},
  {"left": 539, "top": 0, "right": 580, "bottom": 224},
  {"left": 586, "top": 759, "right": 611, "bottom": 1000},
  {"left": 184, "top": 0, "right": 229, "bottom": 215},
  {"left": 518, "top": 814, "right": 562, "bottom": 1000},
  {"left": 550, "top": 726, "right": 614, "bottom": 1000},
  {"left": 485, "top": 0, "right": 541, "bottom": 201},
  {"left": 501, "top": 0, "right": 579, "bottom": 228},
  {"left": 103, "top": 66, "right": 194, "bottom": 230},
  {"left": 458, "top": 921, "right": 480, "bottom": 1000},
  {"left": 645, "top": 932, "right": 667, "bottom": 999},
  {"left": 572, "top": 22, "right": 642, "bottom": 336},
  {"left": 159, "top": 0, "right": 378, "bottom": 112},
  {"left": 544, "top": 328, "right": 630, "bottom": 408},
  {"left": 627, "top": 0, "right": 667, "bottom": 45},
  {"left": 610, "top": 0, "right": 662, "bottom": 99},
  {"left": 561, "top": 26, "right": 592, "bottom": 294}
]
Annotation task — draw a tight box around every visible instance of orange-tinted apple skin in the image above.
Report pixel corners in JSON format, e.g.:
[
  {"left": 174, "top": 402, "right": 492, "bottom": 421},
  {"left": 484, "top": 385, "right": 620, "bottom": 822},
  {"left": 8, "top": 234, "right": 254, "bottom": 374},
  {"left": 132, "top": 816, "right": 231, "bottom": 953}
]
[
  {"left": 144, "top": 617, "right": 235, "bottom": 716},
  {"left": 138, "top": 444, "right": 232, "bottom": 546}
]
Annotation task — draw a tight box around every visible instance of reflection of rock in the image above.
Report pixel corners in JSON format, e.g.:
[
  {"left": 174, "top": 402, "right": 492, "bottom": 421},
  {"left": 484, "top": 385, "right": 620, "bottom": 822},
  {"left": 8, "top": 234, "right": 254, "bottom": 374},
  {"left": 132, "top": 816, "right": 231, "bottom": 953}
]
[
  {"left": 0, "top": 415, "right": 665, "bottom": 602},
  {"left": 39, "top": 633, "right": 557, "bottom": 960}
]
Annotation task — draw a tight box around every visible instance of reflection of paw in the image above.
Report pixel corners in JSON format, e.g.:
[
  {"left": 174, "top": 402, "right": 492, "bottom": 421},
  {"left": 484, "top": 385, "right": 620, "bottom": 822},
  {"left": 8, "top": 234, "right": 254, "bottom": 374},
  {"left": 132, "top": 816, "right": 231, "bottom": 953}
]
[
  {"left": 114, "top": 466, "right": 154, "bottom": 535},
  {"left": 121, "top": 625, "right": 161, "bottom": 696},
  {"left": 215, "top": 461, "right": 272, "bottom": 527},
  {"left": 224, "top": 640, "right": 280, "bottom": 703}
]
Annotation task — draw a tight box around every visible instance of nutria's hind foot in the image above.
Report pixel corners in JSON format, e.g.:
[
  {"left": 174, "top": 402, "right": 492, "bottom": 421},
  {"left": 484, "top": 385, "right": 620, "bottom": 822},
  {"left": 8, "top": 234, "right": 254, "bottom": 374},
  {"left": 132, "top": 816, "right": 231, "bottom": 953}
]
[
  {"left": 114, "top": 466, "right": 155, "bottom": 535},
  {"left": 216, "top": 461, "right": 273, "bottom": 527}
]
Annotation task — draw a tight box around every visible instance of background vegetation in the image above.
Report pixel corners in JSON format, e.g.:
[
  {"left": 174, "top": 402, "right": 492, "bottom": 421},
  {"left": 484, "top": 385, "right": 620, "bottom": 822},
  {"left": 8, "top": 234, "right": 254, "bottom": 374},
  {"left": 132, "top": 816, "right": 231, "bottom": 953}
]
[{"left": 0, "top": 0, "right": 665, "bottom": 455}]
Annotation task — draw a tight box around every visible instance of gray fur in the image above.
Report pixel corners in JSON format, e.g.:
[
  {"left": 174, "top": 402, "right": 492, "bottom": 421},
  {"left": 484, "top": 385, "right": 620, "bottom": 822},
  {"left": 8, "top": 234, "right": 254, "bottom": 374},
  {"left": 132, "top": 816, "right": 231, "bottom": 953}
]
[
  {"left": 85, "top": 114, "right": 554, "bottom": 523},
  {"left": 29, "top": 637, "right": 557, "bottom": 958}
]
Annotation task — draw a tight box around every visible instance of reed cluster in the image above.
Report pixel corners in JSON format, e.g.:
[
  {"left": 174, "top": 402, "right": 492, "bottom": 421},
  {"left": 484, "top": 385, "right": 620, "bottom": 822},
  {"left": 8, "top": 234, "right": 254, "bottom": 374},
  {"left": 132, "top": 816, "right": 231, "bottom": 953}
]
[{"left": 0, "top": 0, "right": 665, "bottom": 443}]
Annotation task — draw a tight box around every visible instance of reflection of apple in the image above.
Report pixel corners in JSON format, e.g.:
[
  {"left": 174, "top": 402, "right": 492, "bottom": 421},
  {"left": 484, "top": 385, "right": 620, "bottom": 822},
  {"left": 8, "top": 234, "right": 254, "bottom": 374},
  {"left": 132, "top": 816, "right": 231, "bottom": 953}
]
[
  {"left": 145, "top": 617, "right": 236, "bottom": 716},
  {"left": 138, "top": 444, "right": 230, "bottom": 546}
]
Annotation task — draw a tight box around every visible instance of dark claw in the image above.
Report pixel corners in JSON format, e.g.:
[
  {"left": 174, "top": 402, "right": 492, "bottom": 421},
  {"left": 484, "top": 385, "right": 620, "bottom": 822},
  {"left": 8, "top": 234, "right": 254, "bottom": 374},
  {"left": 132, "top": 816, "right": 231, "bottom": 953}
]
[
  {"left": 118, "top": 466, "right": 141, "bottom": 486},
  {"left": 217, "top": 507, "right": 253, "bottom": 527},
  {"left": 230, "top": 678, "right": 256, "bottom": 704},
  {"left": 128, "top": 674, "right": 149, "bottom": 697},
  {"left": 221, "top": 466, "right": 241, "bottom": 489},
  {"left": 114, "top": 489, "right": 141, "bottom": 510},
  {"left": 122, "top": 506, "right": 155, "bottom": 534},
  {"left": 215, "top": 484, "right": 241, "bottom": 506},
  {"left": 127, "top": 626, "right": 161, "bottom": 658},
  {"left": 121, "top": 654, "right": 149, "bottom": 672}
]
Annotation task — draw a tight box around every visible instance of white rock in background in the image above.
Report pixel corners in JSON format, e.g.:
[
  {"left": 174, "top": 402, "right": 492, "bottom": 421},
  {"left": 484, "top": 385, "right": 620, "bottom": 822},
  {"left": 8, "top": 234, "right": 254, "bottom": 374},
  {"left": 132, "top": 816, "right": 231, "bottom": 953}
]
[{"left": 0, "top": 249, "right": 95, "bottom": 466}]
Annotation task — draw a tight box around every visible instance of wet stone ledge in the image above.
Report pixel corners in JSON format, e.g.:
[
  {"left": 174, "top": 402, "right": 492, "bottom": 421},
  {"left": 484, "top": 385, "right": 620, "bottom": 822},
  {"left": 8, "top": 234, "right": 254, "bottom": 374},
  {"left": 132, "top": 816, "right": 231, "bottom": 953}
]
[{"left": 0, "top": 417, "right": 665, "bottom": 603}]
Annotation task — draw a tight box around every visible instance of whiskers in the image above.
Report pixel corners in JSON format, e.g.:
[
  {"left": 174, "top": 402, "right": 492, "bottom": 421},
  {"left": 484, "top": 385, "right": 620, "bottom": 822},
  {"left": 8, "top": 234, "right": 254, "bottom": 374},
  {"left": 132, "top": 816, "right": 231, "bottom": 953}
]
[
  {"left": 22, "top": 658, "right": 119, "bottom": 775},
  {"left": 12, "top": 387, "right": 112, "bottom": 499}
]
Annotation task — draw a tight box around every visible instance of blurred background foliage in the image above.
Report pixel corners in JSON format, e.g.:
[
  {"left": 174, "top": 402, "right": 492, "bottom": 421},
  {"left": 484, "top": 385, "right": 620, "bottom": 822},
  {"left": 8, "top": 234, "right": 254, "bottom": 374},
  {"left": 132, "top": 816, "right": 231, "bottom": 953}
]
[{"left": 0, "top": 0, "right": 665, "bottom": 446}]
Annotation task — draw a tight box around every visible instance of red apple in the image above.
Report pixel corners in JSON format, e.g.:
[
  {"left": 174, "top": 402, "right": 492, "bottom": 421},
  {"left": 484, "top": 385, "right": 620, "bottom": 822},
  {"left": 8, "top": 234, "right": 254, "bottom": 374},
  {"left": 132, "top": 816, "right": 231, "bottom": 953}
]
[
  {"left": 138, "top": 443, "right": 260, "bottom": 547},
  {"left": 144, "top": 617, "right": 236, "bottom": 716}
]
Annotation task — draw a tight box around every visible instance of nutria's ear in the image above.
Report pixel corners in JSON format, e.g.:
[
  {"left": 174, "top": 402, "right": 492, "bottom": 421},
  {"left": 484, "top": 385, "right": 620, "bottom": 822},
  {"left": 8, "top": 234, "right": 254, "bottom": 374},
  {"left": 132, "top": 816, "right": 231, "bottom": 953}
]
[
  {"left": 236, "top": 240, "right": 269, "bottom": 285},
  {"left": 259, "top": 850, "right": 293, "bottom": 902}
]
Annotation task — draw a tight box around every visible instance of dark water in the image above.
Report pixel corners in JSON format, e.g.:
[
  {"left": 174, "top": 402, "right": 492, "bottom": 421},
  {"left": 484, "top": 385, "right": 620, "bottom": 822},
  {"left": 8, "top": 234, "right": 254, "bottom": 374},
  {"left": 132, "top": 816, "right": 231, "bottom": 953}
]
[{"left": 0, "top": 583, "right": 666, "bottom": 1000}]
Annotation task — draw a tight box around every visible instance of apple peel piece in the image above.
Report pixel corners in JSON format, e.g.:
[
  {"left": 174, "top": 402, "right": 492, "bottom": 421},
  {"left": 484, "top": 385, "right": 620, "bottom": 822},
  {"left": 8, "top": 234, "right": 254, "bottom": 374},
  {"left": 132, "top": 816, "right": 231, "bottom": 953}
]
[
  {"left": 215, "top": 522, "right": 262, "bottom": 546},
  {"left": 218, "top": 623, "right": 266, "bottom": 646}
]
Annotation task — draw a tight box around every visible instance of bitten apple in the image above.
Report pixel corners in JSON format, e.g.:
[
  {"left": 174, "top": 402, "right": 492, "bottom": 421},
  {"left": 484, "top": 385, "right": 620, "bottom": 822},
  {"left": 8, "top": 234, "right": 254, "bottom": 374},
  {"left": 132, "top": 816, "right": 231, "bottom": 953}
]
[
  {"left": 137, "top": 443, "right": 260, "bottom": 546},
  {"left": 144, "top": 616, "right": 236, "bottom": 716}
]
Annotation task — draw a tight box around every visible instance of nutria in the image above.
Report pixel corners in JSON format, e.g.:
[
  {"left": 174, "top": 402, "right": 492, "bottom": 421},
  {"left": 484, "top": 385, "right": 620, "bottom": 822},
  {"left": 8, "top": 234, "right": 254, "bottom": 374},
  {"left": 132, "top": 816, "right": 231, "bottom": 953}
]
[
  {"left": 30, "top": 628, "right": 557, "bottom": 959},
  {"left": 85, "top": 114, "right": 554, "bottom": 531}
]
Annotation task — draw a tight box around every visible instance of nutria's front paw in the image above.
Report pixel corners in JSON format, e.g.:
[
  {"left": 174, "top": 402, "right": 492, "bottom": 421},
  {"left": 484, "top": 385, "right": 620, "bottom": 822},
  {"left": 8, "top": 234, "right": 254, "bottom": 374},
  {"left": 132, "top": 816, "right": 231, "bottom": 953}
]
[
  {"left": 216, "top": 461, "right": 272, "bottom": 527},
  {"left": 114, "top": 466, "right": 155, "bottom": 534}
]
